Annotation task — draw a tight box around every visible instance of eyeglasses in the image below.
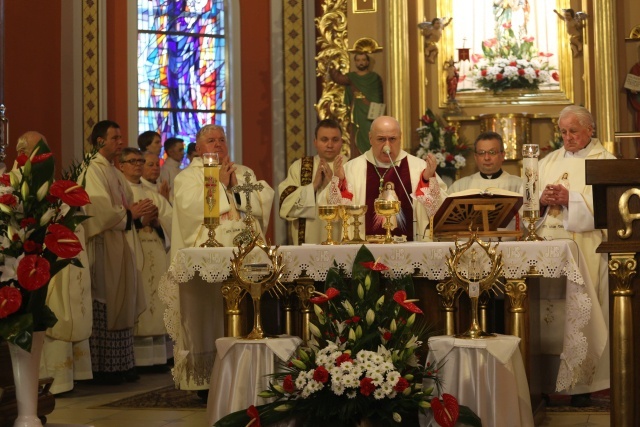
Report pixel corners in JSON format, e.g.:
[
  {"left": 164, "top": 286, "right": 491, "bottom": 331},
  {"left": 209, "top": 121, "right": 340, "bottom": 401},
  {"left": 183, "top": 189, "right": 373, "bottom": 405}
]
[
  {"left": 121, "top": 159, "right": 145, "bottom": 165},
  {"left": 474, "top": 150, "right": 502, "bottom": 157}
]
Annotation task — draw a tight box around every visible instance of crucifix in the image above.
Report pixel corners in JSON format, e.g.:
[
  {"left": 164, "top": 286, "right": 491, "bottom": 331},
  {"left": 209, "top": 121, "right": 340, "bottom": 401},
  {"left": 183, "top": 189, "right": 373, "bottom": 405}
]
[{"left": 232, "top": 170, "right": 265, "bottom": 246}]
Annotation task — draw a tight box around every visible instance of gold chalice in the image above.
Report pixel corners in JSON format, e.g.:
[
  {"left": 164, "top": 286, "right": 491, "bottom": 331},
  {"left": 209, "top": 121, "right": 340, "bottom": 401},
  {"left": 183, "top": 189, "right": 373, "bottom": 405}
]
[
  {"left": 339, "top": 205, "right": 351, "bottom": 244},
  {"left": 343, "top": 204, "right": 368, "bottom": 244},
  {"left": 318, "top": 205, "right": 340, "bottom": 245},
  {"left": 374, "top": 199, "right": 401, "bottom": 244}
]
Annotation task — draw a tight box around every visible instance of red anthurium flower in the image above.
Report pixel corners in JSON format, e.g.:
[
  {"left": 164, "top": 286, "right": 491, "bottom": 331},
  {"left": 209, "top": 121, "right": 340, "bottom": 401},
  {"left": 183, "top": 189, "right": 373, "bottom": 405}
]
[
  {"left": 44, "top": 224, "right": 83, "bottom": 258},
  {"left": 0, "top": 286, "right": 23, "bottom": 318},
  {"left": 393, "top": 291, "right": 423, "bottom": 314},
  {"left": 246, "top": 405, "right": 261, "bottom": 427},
  {"left": 0, "top": 193, "right": 17, "bottom": 207},
  {"left": 31, "top": 152, "right": 54, "bottom": 164},
  {"left": 383, "top": 331, "right": 392, "bottom": 341},
  {"left": 360, "top": 261, "right": 389, "bottom": 271},
  {"left": 431, "top": 394, "right": 459, "bottom": 427},
  {"left": 282, "top": 375, "right": 295, "bottom": 393},
  {"left": 16, "top": 154, "right": 29, "bottom": 167},
  {"left": 0, "top": 174, "right": 10, "bottom": 186},
  {"left": 16, "top": 255, "right": 51, "bottom": 291},
  {"left": 309, "top": 287, "right": 340, "bottom": 304},
  {"left": 359, "top": 377, "right": 376, "bottom": 396},
  {"left": 49, "top": 180, "right": 91, "bottom": 207}
]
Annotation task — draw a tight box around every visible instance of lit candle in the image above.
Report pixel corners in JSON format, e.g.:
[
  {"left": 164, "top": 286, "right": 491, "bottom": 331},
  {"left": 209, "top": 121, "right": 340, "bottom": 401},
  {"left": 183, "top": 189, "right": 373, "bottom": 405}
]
[
  {"left": 521, "top": 144, "right": 540, "bottom": 214},
  {"left": 203, "top": 152, "right": 220, "bottom": 225}
]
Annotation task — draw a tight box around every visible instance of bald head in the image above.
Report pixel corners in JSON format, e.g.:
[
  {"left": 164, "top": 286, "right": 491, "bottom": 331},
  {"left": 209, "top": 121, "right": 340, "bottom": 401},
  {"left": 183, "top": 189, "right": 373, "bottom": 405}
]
[
  {"left": 16, "top": 131, "right": 48, "bottom": 156},
  {"left": 369, "top": 116, "right": 402, "bottom": 162}
]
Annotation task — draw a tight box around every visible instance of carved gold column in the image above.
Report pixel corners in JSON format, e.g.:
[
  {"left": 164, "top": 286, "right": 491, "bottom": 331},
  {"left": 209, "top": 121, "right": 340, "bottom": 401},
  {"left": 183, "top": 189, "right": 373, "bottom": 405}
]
[
  {"left": 608, "top": 253, "right": 636, "bottom": 427},
  {"left": 386, "top": 1, "right": 411, "bottom": 149},
  {"left": 316, "top": 0, "right": 350, "bottom": 157},
  {"left": 504, "top": 278, "right": 528, "bottom": 374},
  {"left": 294, "top": 278, "right": 316, "bottom": 344},
  {"left": 592, "top": 0, "right": 619, "bottom": 150},
  {"left": 221, "top": 280, "right": 245, "bottom": 337},
  {"left": 436, "top": 281, "right": 459, "bottom": 335}
]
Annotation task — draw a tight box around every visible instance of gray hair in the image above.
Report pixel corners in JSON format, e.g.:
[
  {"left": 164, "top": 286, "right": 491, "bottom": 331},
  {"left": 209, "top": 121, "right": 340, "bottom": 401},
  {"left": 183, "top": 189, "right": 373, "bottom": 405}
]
[
  {"left": 119, "top": 147, "right": 142, "bottom": 163},
  {"left": 559, "top": 105, "right": 595, "bottom": 130},
  {"left": 196, "top": 125, "right": 226, "bottom": 143}
]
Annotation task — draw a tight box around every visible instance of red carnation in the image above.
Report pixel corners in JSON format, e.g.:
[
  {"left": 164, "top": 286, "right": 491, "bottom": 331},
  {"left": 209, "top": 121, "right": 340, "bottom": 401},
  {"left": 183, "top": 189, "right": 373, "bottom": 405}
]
[
  {"left": 393, "top": 377, "right": 410, "bottom": 393},
  {"left": 0, "top": 174, "right": 10, "bottom": 186},
  {"left": 335, "top": 353, "right": 353, "bottom": 367},
  {"left": 44, "top": 224, "right": 83, "bottom": 258},
  {"left": 509, "top": 61, "right": 517, "bottom": 66},
  {"left": 552, "top": 72, "right": 560, "bottom": 82},
  {"left": 0, "top": 193, "right": 17, "bottom": 207},
  {"left": 393, "top": 290, "right": 423, "bottom": 314},
  {"left": 16, "top": 255, "right": 51, "bottom": 291},
  {"left": 309, "top": 287, "right": 340, "bottom": 304},
  {"left": 496, "top": 73, "right": 503, "bottom": 81},
  {"left": 446, "top": 154, "right": 455, "bottom": 163},
  {"left": 481, "top": 70, "right": 488, "bottom": 77},
  {"left": 0, "top": 286, "right": 22, "bottom": 318},
  {"left": 49, "top": 180, "right": 90, "bottom": 207},
  {"left": 23, "top": 240, "right": 42, "bottom": 254},
  {"left": 359, "top": 377, "right": 376, "bottom": 396},
  {"left": 383, "top": 331, "right": 392, "bottom": 341},
  {"left": 313, "top": 366, "right": 329, "bottom": 383},
  {"left": 518, "top": 68, "right": 525, "bottom": 76},
  {"left": 282, "top": 375, "right": 295, "bottom": 393},
  {"left": 20, "top": 218, "right": 37, "bottom": 229}
]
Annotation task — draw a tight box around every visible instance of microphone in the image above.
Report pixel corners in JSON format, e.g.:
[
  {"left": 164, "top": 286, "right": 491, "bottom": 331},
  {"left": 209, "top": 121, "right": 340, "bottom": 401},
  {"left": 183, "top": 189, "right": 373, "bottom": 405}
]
[{"left": 386, "top": 150, "right": 414, "bottom": 209}]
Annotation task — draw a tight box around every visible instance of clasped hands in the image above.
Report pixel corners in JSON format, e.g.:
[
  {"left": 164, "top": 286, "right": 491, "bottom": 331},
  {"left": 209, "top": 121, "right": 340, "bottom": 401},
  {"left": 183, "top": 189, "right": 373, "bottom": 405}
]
[
  {"left": 219, "top": 156, "right": 238, "bottom": 189},
  {"left": 313, "top": 156, "right": 345, "bottom": 192},
  {"left": 130, "top": 198, "right": 159, "bottom": 227},
  {"left": 540, "top": 184, "right": 568, "bottom": 207}
]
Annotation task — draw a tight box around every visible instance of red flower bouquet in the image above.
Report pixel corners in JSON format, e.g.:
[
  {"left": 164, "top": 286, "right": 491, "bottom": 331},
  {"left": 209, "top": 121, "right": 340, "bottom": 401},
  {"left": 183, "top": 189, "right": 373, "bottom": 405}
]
[{"left": 0, "top": 140, "right": 91, "bottom": 351}]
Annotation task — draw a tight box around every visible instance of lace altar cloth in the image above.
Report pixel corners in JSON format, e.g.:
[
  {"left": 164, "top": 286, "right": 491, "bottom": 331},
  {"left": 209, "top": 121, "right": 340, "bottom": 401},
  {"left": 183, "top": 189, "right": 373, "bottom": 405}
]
[{"left": 158, "top": 241, "right": 606, "bottom": 392}]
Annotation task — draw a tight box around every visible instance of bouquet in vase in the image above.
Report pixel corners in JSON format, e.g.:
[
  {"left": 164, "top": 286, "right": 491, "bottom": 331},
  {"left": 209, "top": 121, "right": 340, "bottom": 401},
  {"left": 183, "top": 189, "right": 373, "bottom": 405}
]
[
  {"left": 215, "top": 246, "right": 480, "bottom": 427},
  {"left": 416, "top": 109, "right": 469, "bottom": 183},
  {"left": 0, "top": 140, "right": 91, "bottom": 351}
]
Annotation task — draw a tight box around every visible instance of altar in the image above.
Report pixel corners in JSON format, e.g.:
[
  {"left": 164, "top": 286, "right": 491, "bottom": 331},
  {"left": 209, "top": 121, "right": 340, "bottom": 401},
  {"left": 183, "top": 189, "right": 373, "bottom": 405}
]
[{"left": 159, "top": 241, "right": 607, "bottom": 398}]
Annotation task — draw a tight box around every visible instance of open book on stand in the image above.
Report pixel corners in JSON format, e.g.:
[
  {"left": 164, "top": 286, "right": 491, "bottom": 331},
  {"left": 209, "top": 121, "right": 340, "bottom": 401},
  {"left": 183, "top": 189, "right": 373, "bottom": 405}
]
[{"left": 432, "top": 188, "right": 523, "bottom": 240}]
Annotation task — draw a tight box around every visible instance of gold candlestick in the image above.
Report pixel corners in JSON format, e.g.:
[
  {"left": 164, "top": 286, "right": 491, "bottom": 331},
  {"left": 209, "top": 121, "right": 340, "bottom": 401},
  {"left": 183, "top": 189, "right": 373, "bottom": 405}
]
[
  {"left": 201, "top": 152, "right": 222, "bottom": 247},
  {"left": 522, "top": 144, "right": 543, "bottom": 241}
]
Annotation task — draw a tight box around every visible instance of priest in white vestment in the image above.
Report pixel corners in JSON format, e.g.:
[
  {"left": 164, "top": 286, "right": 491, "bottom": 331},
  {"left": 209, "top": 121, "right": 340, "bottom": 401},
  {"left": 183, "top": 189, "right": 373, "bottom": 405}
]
[
  {"left": 81, "top": 120, "right": 154, "bottom": 384},
  {"left": 159, "top": 137, "right": 185, "bottom": 203},
  {"left": 279, "top": 118, "right": 346, "bottom": 244},
  {"left": 447, "top": 131, "right": 522, "bottom": 194},
  {"left": 170, "top": 124, "right": 274, "bottom": 259},
  {"left": 119, "top": 148, "right": 172, "bottom": 368},
  {"left": 341, "top": 116, "right": 447, "bottom": 241},
  {"left": 537, "top": 105, "right": 616, "bottom": 406}
]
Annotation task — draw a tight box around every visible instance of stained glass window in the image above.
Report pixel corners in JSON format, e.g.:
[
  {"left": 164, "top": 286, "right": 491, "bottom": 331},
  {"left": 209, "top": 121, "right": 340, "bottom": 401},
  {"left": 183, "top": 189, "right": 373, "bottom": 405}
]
[{"left": 137, "top": 0, "right": 226, "bottom": 162}]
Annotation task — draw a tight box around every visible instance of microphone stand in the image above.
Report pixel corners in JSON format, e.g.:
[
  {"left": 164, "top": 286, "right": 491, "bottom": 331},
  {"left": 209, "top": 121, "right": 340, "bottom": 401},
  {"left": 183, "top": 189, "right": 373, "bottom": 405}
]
[{"left": 383, "top": 148, "right": 418, "bottom": 240}]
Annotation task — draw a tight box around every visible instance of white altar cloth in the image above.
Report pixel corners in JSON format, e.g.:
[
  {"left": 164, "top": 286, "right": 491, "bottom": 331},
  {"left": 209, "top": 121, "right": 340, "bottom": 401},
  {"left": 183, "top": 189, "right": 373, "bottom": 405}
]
[
  {"left": 207, "top": 336, "right": 302, "bottom": 426},
  {"left": 420, "top": 334, "right": 534, "bottom": 427},
  {"left": 159, "top": 241, "right": 606, "bottom": 393}
]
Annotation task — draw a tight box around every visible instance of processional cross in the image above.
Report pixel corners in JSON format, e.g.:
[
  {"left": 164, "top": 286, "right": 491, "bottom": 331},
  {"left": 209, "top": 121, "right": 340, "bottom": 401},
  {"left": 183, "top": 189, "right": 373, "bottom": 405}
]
[{"left": 232, "top": 170, "right": 264, "bottom": 247}]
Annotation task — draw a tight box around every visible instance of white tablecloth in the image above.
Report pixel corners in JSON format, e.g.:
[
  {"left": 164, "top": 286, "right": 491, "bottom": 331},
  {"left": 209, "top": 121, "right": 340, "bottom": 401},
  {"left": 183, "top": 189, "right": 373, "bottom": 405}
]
[
  {"left": 206, "top": 336, "right": 302, "bottom": 426},
  {"left": 421, "top": 334, "right": 534, "bottom": 427},
  {"left": 159, "top": 241, "right": 606, "bottom": 393}
]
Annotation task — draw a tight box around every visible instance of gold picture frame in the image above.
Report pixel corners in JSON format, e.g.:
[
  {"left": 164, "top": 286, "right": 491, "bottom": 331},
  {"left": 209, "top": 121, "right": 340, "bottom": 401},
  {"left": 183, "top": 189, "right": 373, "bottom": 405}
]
[
  {"left": 353, "top": 0, "right": 377, "bottom": 14},
  {"left": 435, "top": 0, "right": 575, "bottom": 107}
]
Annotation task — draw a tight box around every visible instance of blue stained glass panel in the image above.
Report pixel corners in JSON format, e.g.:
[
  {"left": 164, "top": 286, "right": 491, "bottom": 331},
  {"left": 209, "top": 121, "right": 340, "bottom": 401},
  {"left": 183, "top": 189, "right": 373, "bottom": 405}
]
[{"left": 137, "top": 0, "right": 226, "bottom": 156}]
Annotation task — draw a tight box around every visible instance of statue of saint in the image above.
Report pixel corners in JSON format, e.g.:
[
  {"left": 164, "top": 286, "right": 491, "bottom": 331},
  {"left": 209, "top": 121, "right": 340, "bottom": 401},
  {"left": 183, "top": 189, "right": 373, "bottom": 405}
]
[
  {"left": 444, "top": 59, "right": 459, "bottom": 101},
  {"left": 330, "top": 52, "right": 384, "bottom": 155}
]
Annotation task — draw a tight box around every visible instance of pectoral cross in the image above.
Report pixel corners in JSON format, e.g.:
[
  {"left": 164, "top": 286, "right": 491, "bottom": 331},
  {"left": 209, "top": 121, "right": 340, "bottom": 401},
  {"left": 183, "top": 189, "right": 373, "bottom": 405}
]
[{"left": 232, "top": 171, "right": 264, "bottom": 246}]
